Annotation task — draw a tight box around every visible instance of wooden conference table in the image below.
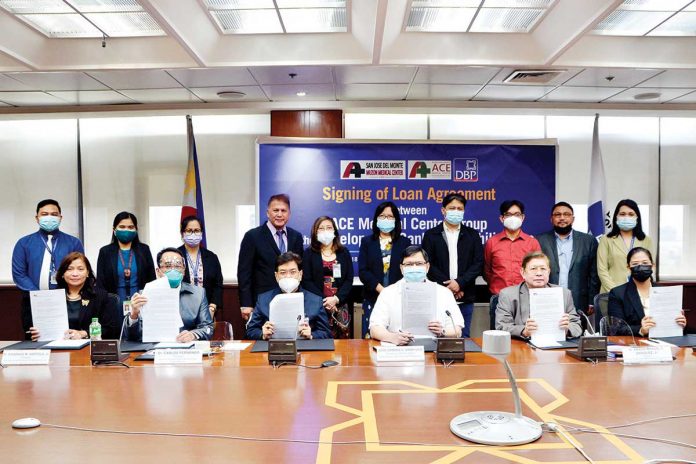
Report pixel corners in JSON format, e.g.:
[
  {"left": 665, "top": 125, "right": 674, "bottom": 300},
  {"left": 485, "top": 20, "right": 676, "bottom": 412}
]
[{"left": 1, "top": 339, "right": 695, "bottom": 464}]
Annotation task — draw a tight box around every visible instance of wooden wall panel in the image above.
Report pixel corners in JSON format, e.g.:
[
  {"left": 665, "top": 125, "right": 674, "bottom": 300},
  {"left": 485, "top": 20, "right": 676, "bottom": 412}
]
[{"left": 270, "top": 110, "right": 343, "bottom": 138}]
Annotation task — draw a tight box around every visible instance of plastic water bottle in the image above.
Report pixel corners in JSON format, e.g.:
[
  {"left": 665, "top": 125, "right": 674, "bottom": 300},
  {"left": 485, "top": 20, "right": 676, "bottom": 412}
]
[{"left": 89, "top": 318, "right": 102, "bottom": 340}]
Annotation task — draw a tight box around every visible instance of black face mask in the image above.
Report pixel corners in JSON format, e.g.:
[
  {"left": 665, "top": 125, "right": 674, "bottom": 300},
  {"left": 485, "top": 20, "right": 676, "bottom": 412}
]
[
  {"left": 630, "top": 264, "right": 653, "bottom": 282},
  {"left": 553, "top": 224, "right": 573, "bottom": 235}
]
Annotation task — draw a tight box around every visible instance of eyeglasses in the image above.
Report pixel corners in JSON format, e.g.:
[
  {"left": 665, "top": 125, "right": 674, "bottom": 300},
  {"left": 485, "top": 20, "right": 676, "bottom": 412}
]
[
  {"left": 378, "top": 215, "right": 395, "bottom": 221},
  {"left": 160, "top": 260, "right": 184, "bottom": 270},
  {"left": 503, "top": 212, "right": 523, "bottom": 218},
  {"left": 184, "top": 229, "right": 202, "bottom": 234},
  {"left": 277, "top": 269, "right": 299, "bottom": 277},
  {"left": 402, "top": 261, "right": 427, "bottom": 267}
]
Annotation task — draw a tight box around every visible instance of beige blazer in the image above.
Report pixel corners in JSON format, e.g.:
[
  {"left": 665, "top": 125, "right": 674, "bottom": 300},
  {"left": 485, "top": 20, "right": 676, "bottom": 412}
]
[{"left": 597, "top": 234, "right": 654, "bottom": 293}]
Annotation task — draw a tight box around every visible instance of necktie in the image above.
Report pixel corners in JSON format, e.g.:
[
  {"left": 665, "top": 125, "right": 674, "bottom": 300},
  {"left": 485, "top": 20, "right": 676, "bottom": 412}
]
[
  {"left": 276, "top": 230, "right": 286, "bottom": 253},
  {"left": 39, "top": 235, "right": 53, "bottom": 290}
]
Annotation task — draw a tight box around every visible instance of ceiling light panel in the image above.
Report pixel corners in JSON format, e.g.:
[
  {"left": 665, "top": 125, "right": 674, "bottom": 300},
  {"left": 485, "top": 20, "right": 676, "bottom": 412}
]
[
  {"left": 483, "top": 0, "right": 553, "bottom": 6},
  {"left": 470, "top": 7, "right": 544, "bottom": 32},
  {"left": 648, "top": 11, "right": 696, "bottom": 35},
  {"left": 85, "top": 12, "right": 165, "bottom": 36},
  {"left": 411, "top": 0, "right": 482, "bottom": 6},
  {"left": 211, "top": 9, "right": 282, "bottom": 33},
  {"left": 405, "top": 7, "right": 477, "bottom": 32},
  {"left": 280, "top": 7, "right": 347, "bottom": 33},
  {"left": 591, "top": 10, "right": 673, "bottom": 35},
  {"left": 0, "top": 0, "right": 71, "bottom": 14},
  {"left": 617, "top": 0, "right": 692, "bottom": 11},
  {"left": 202, "top": 0, "right": 275, "bottom": 8},
  {"left": 18, "top": 13, "right": 101, "bottom": 37},
  {"left": 276, "top": 0, "right": 346, "bottom": 7},
  {"left": 65, "top": 0, "right": 144, "bottom": 12}
]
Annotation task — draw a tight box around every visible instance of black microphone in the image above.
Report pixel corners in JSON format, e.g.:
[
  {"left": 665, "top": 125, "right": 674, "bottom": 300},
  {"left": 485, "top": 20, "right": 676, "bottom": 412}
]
[
  {"left": 295, "top": 314, "right": 302, "bottom": 339},
  {"left": 445, "top": 310, "right": 457, "bottom": 338},
  {"left": 118, "top": 313, "right": 129, "bottom": 343},
  {"left": 577, "top": 310, "right": 596, "bottom": 336}
]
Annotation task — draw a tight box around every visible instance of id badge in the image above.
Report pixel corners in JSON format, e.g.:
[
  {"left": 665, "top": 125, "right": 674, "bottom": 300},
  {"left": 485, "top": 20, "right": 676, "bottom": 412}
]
[
  {"left": 123, "top": 300, "right": 131, "bottom": 316},
  {"left": 50, "top": 272, "right": 58, "bottom": 285},
  {"left": 332, "top": 263, "right": 341, "bottom": 279}
]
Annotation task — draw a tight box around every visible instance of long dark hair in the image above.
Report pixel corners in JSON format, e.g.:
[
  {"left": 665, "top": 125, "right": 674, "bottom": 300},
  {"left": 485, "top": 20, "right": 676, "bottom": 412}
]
[
  {"left": 626, "top": 246, "right": 653, "bottom": 266},
  {"left": 56, "top": 252, "right": 96, "bottom": 299},
  {"left": 371, "top": 201, "right": 402, "bottom": 240},
  {"left": 607, "top": 199, "right": 646, "bottom": 240},
  {"left": 110, "top": 211, "right": 142, "bottom": 245},
  {"left": 310, "top": 216, "right": 345, "bottom": 253}
]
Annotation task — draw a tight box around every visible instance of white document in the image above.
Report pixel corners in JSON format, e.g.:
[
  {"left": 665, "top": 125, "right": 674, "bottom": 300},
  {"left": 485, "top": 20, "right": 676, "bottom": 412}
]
[
  {"left": 529, "top": 287, "right": 566, "bottom": 347},
  {"left": 141, "top": 278, "right": 182, "bottom": 342},
  {"left": 401, "top": 281, "right": 436, "bottom": 337},
  {"left": 222, "top": 342, "right": 251, "bottom": 351},
  {"left": 30, "top": 289, "right": 69, "bottom": 341},
  {"left": 44, "top": 339, "right": 89, "bottom": 349},
  {"left": 269, "top": 292, "right": 304, "bottom": 339},
  {"left": 154, "top": 342, "right": 194, "bottom": 349},
  {"left": 649, "top": 286, "right": 683, "bottom": 338}
]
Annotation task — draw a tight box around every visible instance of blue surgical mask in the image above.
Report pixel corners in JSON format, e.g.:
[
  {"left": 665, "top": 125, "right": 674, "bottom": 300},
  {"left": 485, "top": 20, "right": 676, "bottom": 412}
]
[
  {"left": 165, "top": 269, "right": 184, "bottom": 288},
  {"left": 114, "top": 229, "right": 137, "bottom": 244},
  {"left": 445, "top": 210, "right": 464, "bottom": 225},
  {"left": 617, "top": 217, "right": 637, "bottom": 231},
  {"left": 376, "top": 218, "right": 395, "bottom": 233},
  {"left": 403, "top": 266, "right": 427, "bottom": 283},
  {"left": 38, "top": 215, "right": 60, "bottom": 232}
]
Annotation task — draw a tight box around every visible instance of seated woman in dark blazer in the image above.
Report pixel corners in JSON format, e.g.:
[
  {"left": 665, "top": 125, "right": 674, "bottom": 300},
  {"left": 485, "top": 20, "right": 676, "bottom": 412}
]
[
  {"left": 27, "top": 252, "right": 120, "bottom": 341},
  {"left": 178, "top": 215, "right": 223, "bottom": 321},
  {"left": 358, "top": 201, "right": 411, "bottom": 338},
  {"left": 302, "top": 216, "right": 354, "bottom": 338},
  {"left": 608, "top": 247, "right": 686, "bottom": 337},
  {"left": 96, "top": 211, "right": 156, "bottom": 308}
]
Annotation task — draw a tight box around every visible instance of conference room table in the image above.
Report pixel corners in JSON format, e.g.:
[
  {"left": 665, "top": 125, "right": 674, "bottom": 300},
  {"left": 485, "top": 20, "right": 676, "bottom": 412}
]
[{"left": 1, "top": 338, "right": 695, "bottom": 464}]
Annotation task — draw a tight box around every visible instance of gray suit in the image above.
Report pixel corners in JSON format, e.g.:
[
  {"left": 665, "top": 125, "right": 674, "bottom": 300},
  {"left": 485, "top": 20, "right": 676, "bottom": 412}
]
[
  {"left": 495, "top": 282, "right": 582, "bottom": 339},
  {"left": 536, "top": 230, "right": 599, "bottom": 312}
]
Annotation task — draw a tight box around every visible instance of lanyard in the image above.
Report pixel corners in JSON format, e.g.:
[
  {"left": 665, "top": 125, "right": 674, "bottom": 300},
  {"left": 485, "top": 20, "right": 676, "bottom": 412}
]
[
  {"left": 186, "top": 250, "right": 201, "bottom": 286},
  {"left": 39, "top": 234, "right": 58, "bottom": 272},
  {"left": 118, "top": 249, "right": 134, "bottom": 298},
  {"left": 622, "top": 236, "right": 635, "bottom": 252}
]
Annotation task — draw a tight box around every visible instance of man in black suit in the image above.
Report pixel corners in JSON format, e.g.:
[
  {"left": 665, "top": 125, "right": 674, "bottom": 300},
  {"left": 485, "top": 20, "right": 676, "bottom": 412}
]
[
  {"left": 237, "top": 194, "right": 304, "bottom": 322},
  {"left": 421, "top": 193, "right": 483, "bottom": 337},
  {"left": 536, "top": 202, "right": 600, "bottom": 322}
]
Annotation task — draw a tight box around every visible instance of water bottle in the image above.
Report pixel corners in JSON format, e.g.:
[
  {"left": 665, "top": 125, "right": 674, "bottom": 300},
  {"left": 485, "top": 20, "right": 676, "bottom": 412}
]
[{"left": 89, "top": 318, "right": 102, "bottom": 341}]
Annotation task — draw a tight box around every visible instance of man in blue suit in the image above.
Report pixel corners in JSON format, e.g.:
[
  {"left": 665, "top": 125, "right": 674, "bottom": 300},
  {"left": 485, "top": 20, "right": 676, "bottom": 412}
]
[
  {"left": 536, "top": 202, "right": 599, "bottom": 321},
  {"left": 238, "top": 194, "right": 304, "bottom": 323},
  {"left": 246, "top": 252, "right": 331, "bottom": 340}
]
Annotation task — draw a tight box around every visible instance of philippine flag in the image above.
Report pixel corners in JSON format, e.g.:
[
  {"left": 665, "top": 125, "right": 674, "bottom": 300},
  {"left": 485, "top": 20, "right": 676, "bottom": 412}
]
[
  {"left": 181, "top": 115, "right": 206, "bottom": 247},
  {"left": 587, "top": 114, "right": 610, "bottom": 239}
]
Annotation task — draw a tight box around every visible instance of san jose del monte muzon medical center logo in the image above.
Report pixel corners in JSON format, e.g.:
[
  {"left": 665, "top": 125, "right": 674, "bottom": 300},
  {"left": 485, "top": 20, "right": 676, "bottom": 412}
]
[{"left": 340, "top": 159, "right": 478, "bottom": 182}]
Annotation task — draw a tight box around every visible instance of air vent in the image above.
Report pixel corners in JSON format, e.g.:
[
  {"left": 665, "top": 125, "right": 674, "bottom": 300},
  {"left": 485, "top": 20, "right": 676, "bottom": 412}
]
[{"left": 503, "top": 69, "right": 567, "bottom": 84}]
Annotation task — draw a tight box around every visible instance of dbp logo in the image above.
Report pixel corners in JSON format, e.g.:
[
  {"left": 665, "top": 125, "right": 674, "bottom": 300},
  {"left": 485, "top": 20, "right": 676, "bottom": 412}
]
[{"left": 453, "top": 158, "right": 478, "bottom": 182}]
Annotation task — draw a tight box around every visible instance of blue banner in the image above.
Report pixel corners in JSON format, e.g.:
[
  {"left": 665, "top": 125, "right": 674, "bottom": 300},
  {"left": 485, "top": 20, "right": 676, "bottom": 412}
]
[{"left": 258, "top": 141, "right": 556, "bottom": 272}]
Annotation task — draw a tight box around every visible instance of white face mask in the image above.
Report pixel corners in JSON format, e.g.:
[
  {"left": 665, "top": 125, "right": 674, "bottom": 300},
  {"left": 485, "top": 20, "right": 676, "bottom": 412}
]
[
  {"left": 503, "top": 215, "right": 523, "bottom": 231},
  {"left": 278, "top": 277, "right": 300, "bottom": 293},
  {"left": 317, "top": 231, "right": 335, "bottom": 246}
]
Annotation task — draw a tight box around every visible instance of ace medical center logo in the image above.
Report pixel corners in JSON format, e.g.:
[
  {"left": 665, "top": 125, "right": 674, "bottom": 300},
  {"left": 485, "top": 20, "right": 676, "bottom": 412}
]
[{"left": 341, "top": 158, "right": 479, "bottom": 182}]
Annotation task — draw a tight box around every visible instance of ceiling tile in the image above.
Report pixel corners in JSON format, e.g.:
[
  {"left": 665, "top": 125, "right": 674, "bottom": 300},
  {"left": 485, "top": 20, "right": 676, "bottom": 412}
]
[
  {"left": 249, "top": 66, "right": 333, "bottom": 85},
  {"left": 6, "top": 71, "right": 107, "bottom": 91},
  {"left": 489, "top": 67, "right": 583, "bottom": 86},
  {"left": 564, "top": 68, "right": 663, "bottom": 88},
  {"left": 337, "top": 83, "right": 409, "bottom": 100},
  {"left": 0, "top": 74, "right": 32, "bottom": 91},
  {"left": 668, "top": 90, "right": 696, "bottom": 103},
  {"left": 0, "top": 91, "right": 68, "bottom": 106},
  {"left": 189, "top": 86, "right": 268, "bottom": 102},
  {"left": 413, "top": 66, "right": 500, "bottom": 85},
  {"left": 262, "top": 83, "right": 335, "bottom": 101},
  {"left": 166, "top": 68, "right": 257, "bottom": 88},
  {"left": 407, "top": 83, "right": 480, "bottom": 100},
  {"left": 540, "top": 86, "right": 626, "bottom": 102},
  {"left": 47, "top": 90, "right": 134, "bottom": 105},
  {"left": 637, "top": 69, "right": 696, "bottom": 88},
  {"left": 87, "top": 70, "right": 182, "bottom": 90},
  {"left": 474, "top": 84, "right": 555, "bottom": 101},
  {"left": 649, "top": 11, "right": 696, "bottom": 36},
  {"left": 334, "top": 66, "right": 417, "bottom": 84},
  {"left": 605, "top": 87, "right": 694, "bottom": 103},
  {"left": 118, "top": 88, "right": 203, "bottom": 103}
]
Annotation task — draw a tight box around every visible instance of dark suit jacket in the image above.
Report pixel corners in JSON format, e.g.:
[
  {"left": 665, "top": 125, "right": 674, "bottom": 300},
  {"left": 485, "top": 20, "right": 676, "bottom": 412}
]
[
  {"left": 96, "top": 242, "right": 156, "bottom": 296},
  {"left": 358, "top": 234, "right": 411, "bottom": 305},
  {"left": 23, "top": 286, "right": 121, "bottom": 340},
  {"left": 178, "top": 245, "right": 224, "bottom": 309},
  {"left": 301, "top": 247, "right": 354, "bottom": 305},
  {"left": 237, "top": 222, "right": 304, "bottom": 308},
  {"left": 607, "top": 280, "right": 678, "bottom": 337},
  {"left": 421, "top": 223, "right": 483, "bottom": 304},
  {"left": 537, "top": 230, "right": 599, "bottom": 312},
  {"left": 245, "top": 288, "right": 332, "bottom": 340}
]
